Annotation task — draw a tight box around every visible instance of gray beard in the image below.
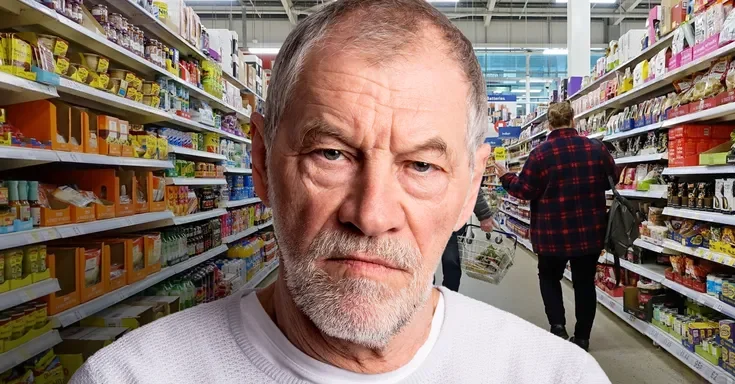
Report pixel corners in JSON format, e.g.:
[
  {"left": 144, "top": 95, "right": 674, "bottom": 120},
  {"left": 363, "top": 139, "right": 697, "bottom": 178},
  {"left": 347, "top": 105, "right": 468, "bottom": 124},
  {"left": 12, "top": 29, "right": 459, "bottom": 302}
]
[{"left": 269, "top": 184, "right": 433, "bottom": 349}]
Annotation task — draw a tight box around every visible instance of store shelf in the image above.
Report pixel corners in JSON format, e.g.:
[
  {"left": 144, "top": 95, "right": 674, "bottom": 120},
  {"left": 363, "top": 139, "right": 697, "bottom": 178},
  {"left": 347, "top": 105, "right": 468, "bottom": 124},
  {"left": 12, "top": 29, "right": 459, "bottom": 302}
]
[
  {"left": 241, "top": 84, "right": 265, "bottom": 101},
  {"left": 224, "top": 167, "right": 252, "bottom": 174},
  {"left": 505, "top": 129, "right": 548, "bottom": 150},
  {"left": 663, "top": 166, "right": 735, "bottom": 176},
  {"left": 663, "top": 207, "right": 735, "bottom": 228},
  {"left": 508, "top": 154, "right": 529, "bottom": 164},
  {"left": 243, "top": 260, "right": 279, "bottom": 290},
  {"left": 521, "top": 112, "right": 547, "bottom": 129},
  {"left": 585, "top": 131, "right": 606, "bottom": 140},
  {"left": 0, "top": 146, "right": 173, "bottom": 172},
  {"left": 0, "top": 279, "right": 60, "bottom": 312},
  {"left": 51, "top": 244, "right": 228, "bottom": 327},
  {"left": 499, "top": 208, "right": 530, "bottom": 224},
  {"left": 568, "top": 34, "right": 674, "bottom": 102},
  {"left": 222, "top": 225, "right": 261, "bottom": 244},
  {"left": 0, "top": 70, "right": 58, "bottom": 106},
  {"left": 225, "top": 197, "right": 261, "bottom": 208},
  {"left": 167, "top": 146, "right": 227, "bottom": 161},
  {"left": 259, "top": 220, "right": 273, "bottom": 230},
  {"left": 576, "top": 41, "right": 735, "bottom": 120},
  {"left": 593, "top": 288, "right": 732, "bottom": 384},
  {"left": 663, "top": 101, "right": 735, "bottom": 127},
  {"left": 605, "top": 189, "right": 667, "bottom": 199},
  {"left": 170, "top": 209, "right": 227, "bottom": 225},
  {"left": 603, "top": 122, "right": 665, "bottom": 142},
  {"left": 660, "top": 238, "right": 735, "bottom": 268},
  {"left": 0, "top": 211, "right": 174, "bottom": 251},
  {"left": 633, "top": 238, "right": 668, "bottom": 254},
  {"left": 614, "top": 152, "right": 668, "bottom": 165},
  {"left": 517, "top": 236, "right": 533, "bottom": 252},
  {"left": 164, "top": 177, "right": 227, "bottom": 186},
  {"left": 0, "top": 330, "right": 62, "bottom": 373}
]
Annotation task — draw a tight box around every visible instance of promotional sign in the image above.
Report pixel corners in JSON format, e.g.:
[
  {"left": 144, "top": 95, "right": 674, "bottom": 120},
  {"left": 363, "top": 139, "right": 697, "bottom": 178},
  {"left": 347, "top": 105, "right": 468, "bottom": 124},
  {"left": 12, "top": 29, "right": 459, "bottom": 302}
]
[
  {"left": 498, "top": 126, "right": 522, "bottom": 139},
  {"left": 493, "top": 147, "right": 507, "bottom": 161},
  {"left": 484, "top": 137, "right": 504, "bottom": 147},
  {"left": 487, "top": 94, "right": 518, "bottom": 125}
]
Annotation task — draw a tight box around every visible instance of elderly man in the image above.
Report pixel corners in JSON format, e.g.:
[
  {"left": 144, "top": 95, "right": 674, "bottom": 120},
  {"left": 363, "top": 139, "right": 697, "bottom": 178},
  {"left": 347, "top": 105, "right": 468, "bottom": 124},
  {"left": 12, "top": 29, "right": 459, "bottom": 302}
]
[{"left": 70, "top": 1, "right": 610, "bottom": 383}]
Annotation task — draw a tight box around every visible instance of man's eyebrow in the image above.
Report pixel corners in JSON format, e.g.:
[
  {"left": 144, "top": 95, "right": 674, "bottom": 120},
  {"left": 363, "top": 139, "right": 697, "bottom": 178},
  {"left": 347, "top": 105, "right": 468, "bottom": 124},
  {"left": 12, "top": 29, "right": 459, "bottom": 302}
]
[
  {"left": 412, "top": 137, "right": 451, "bottom": 159},
  {"left": 298, "top": 120, "right": 352, "bottom": 148}
]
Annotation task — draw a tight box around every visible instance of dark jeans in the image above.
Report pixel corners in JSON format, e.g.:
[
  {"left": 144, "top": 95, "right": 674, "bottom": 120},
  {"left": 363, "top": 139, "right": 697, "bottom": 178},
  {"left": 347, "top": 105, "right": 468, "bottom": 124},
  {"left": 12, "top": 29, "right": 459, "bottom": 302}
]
[
  {"left": 538, "top": 254, "right": 599, "bottom": 340},
  {"left": 441, "top": 230, "right": 462, "bottom": 292}
]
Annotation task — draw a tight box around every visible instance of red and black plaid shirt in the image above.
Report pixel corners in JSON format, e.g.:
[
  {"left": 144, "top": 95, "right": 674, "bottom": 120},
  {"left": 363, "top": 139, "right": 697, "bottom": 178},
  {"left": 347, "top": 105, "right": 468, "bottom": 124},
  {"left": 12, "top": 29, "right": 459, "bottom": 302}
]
[{"left": 501, "top": 128, "right": 617, "bottom": 257}]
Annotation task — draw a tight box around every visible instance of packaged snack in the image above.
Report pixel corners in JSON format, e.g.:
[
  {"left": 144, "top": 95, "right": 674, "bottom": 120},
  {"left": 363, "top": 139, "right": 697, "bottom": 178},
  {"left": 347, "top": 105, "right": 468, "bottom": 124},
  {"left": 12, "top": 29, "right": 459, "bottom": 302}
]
[
  {"left": 720, "top": 10, "right": 735, "bottom": 45},
  {"left": 716, "top": 179, "right": 724, "bottom": 211},
  {"left": 679, "top": 182, "right": 689, "bottom": 207},
  {"left": 703, "top": 58, "right": 729, "bottom": 99},
  {"left": 727, "top": 61, "right": 735, "bottom": 91},
  {"left": 688, "top": 182, "right": 697, "bottom": 209},
  {"left": 724, "top": 179, "right": 735, "bottom": 212}
]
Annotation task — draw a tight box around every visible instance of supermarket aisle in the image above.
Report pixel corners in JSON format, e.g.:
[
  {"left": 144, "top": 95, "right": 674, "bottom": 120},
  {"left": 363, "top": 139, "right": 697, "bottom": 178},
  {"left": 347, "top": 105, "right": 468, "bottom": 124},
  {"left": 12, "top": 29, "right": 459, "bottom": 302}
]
[{"left": 436, "top": 246, "right": 703, "bottom": 384}]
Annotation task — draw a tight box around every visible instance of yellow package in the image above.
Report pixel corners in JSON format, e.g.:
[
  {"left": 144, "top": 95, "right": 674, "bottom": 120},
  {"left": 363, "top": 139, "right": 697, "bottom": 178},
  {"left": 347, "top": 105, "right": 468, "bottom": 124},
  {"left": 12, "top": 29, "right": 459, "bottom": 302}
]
[{"left": 157, "top": 137, "right": 168, "bottom": 159}]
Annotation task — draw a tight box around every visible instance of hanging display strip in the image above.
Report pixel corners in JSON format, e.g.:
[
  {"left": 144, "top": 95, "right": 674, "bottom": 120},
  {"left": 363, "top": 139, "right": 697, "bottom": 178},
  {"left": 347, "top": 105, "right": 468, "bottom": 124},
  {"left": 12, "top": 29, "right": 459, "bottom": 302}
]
[
  {"left": 0, "top": 330, "right": 62, "bottom": 374},
  {"left": 562, "top": 271, "right": 733, "bottom": 384},
  {"left": 568, "top": 33, "right": 675, "bottom": 102},
  {"left": 51, "top": 244, "right": 229, "bottom": 327}
]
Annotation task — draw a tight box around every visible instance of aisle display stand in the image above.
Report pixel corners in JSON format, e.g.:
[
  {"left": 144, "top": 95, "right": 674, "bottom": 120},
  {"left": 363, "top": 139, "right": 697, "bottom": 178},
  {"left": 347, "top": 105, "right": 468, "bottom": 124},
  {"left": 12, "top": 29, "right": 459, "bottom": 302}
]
[{"left": 0, "top": 0, "right": 275, "bottom": 378}]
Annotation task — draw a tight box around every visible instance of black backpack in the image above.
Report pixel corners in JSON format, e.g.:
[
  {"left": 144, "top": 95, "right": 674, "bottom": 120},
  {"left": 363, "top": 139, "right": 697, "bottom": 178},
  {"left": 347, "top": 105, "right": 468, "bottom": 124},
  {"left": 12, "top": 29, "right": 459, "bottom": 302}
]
[{"left": 604, "top": 175, "right": 644, "bottom": 285}]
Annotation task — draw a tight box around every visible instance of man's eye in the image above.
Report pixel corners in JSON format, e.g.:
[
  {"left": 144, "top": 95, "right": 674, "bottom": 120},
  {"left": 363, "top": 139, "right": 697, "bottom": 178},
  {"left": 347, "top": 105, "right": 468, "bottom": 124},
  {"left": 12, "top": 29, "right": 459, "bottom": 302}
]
[
  {"left": 411, "top": 162, "right": 433, "bottom": 173},
  {"left": 321, "top": 149, "right": 343, "bottom": 161}
]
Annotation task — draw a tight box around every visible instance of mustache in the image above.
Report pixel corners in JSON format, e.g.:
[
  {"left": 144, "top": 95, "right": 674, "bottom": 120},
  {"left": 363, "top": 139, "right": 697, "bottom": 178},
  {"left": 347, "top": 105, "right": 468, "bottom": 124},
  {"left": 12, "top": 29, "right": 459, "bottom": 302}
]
[{"left": 307, "top": 230, "right": 421, "bottom": 271}]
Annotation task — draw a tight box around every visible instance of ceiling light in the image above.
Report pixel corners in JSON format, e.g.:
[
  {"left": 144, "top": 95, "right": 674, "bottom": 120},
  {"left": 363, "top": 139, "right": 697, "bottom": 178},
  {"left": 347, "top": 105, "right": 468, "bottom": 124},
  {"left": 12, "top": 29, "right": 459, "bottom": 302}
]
[{"left": 247, "top": 47, "right": 280, "bottom": 54}]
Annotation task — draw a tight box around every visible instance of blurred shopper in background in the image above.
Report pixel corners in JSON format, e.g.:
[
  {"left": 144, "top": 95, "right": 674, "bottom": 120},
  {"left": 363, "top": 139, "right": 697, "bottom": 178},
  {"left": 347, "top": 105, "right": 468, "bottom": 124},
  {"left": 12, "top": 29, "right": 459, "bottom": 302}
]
[
  {"left": 439, "top": 189, "right": 495, "bottom": 292},
  {"left": 495, "top": 102, "right": 617, "bottom": 352}
]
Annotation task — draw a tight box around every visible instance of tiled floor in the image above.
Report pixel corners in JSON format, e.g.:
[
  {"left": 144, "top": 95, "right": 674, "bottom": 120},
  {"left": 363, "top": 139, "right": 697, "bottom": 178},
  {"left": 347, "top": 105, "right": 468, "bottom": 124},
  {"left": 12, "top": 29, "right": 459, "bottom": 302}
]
[{"left": 437, "top": 245, "right": 704, "bottom": 384}]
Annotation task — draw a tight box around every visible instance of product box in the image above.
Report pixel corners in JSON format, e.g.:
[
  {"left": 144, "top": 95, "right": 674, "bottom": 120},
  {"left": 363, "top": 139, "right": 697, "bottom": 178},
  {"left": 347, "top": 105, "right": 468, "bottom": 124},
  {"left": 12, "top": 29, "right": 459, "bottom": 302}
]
[
  {"left": 57, "top": 326, "right": 129, "bottom": 380},
  {"left": 47, "top": 247, "right": 82, "bottom": 315},
  {"left": 623, "top": 286, "right": 667, "bottom": 321},
  {"left": 5, "top": 100, "right": 84, "bottom": 152},
  {"left": 39, "top": 193, "right": 72, "bottom": 227},
  {"left": 97, "top": 115, "right": 121, "bottom": 156},
  {"left": 65, "top": 242, "right": 110, "bottom": 303},
  {"left": 80, "top": 304, "right": 155, "bottom": 330},
  {"left": 699, "top": 141, "right": 733, "bottom": 165},
  {"left": 133, "top": 171, "right": 152, "bottom": 214},
  {"left": 126, "top": 296, "right": 180, "bottom": 319}
]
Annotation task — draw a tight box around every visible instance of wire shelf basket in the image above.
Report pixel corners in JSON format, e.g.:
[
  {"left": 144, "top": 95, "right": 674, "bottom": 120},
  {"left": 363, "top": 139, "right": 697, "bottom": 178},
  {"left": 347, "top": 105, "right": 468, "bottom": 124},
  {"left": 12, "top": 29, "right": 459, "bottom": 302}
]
[{"left": 458, "top": 225, "right": 517, "bottom": 284}]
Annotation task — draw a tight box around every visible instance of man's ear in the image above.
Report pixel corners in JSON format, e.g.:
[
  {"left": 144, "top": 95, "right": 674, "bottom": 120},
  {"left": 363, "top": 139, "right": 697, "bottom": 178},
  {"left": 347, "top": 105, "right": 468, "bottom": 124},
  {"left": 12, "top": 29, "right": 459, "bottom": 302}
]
[
  {"left": 453, "top": 144, "right": 492, "bottom": 231},
  {"left": 251, "top": 112, "right": 270, "bottom": 207}
]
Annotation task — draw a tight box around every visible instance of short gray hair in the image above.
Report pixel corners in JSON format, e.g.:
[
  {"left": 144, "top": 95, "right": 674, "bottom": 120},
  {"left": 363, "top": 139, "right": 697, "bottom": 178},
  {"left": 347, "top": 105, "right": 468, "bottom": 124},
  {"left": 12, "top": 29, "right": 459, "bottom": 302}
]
[{"left": 264, "top": 0, "right": 487, "bottom": 162}]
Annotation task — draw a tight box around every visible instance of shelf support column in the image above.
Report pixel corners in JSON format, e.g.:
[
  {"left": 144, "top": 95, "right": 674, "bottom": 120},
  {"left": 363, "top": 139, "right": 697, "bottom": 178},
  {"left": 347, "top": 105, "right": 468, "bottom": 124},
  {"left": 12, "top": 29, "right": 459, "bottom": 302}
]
[{"left": 566, "top": 0, "right": 591, "bottom": 77}]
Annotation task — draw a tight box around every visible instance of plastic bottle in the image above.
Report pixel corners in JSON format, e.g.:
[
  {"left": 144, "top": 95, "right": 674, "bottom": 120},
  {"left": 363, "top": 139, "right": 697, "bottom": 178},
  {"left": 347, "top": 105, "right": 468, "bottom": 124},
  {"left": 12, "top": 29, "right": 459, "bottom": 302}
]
[
  {"left": 6, "top": 181, "right": 21, "bottom": 221},
  {"left": 28, "top": 181, "right": 41, "bottom": 227},
  {"left": 17, "top": 181, "right": 30, "bottom": 223}
]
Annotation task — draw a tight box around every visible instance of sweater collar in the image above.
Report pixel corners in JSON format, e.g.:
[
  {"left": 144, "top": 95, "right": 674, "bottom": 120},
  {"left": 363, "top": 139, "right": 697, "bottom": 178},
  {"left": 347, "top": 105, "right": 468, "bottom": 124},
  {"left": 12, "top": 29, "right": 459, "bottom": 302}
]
[{"left": 547, "top": 128, "right": 578, "bottom": 139}]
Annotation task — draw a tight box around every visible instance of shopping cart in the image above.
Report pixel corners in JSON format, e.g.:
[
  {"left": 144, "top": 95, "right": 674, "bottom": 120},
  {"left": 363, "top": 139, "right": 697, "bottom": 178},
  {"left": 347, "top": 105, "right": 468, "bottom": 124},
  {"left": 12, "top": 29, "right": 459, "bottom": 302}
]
[{"left": 458, "top": 224, "right": 517, "bottom": 284}]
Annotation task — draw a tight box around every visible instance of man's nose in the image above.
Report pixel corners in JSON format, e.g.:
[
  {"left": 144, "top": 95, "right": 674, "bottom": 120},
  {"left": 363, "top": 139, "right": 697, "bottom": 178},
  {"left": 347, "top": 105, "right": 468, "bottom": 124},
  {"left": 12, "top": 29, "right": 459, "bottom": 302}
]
[{"left": 337, "top": 161, "right": 406, "bottom": 237}]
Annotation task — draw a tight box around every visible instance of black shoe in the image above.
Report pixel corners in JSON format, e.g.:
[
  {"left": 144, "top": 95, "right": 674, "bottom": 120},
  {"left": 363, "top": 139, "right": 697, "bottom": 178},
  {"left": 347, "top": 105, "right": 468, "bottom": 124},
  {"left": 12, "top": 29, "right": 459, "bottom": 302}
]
[
  {"left": 570, "top": 336, "right": 590, "bottom": 351},
  {"left": 550, "top": 325, "right": 569, "bottom": 340}
]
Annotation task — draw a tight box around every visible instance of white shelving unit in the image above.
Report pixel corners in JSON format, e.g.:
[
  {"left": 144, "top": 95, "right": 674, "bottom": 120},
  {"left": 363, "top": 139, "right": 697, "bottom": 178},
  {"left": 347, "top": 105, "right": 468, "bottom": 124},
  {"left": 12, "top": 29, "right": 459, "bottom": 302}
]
[
  {"left": 661, "top": 239, "right": 735, "bottom": 268},
  {"left": 51, "top": 244, "right": 228, "bottom": 327},
  {"left": 663, "top": 166, "right": 735, "bottom": 176},
  {"left": 614, "top": 152, "right": 668, "bottom": 165},
  {"left": 168, "top": 146, "right": 228, "bottom": 161},
  {"left": 0, "top": 279, "right": 60, "bottom": 312},
  {"left": 226, "top": 197, "right": 262, "bottom": 208},
  {"left": 505, "top": 129, "right": 548, "bottom": 150},
  {"left": 663, "top": 207, "right": 735, "bottom": 227},
  {"left": 0, "top": 211, "right": 174, "bottom": 252},
  {"left": 605, "top": 189, "right": 667, "bottom": 199},
  {"left": 0, "top": 330, "right": 63, "bottom": 373},
  {"left": 223, "top": 225, "right": 261, "bottom": 244},
  {"left": 170, "top": 209, "right": 227, "bottom": 225},
  {"left": 603, "top": 122, "right": 665, "bottom": 142},
  {"left": 165, "top": 177, "right": 227, "bottom": 186},
  {"left": 225, "top": 167, "right": 252, "bottom": 174},
  {"left": 500, "top": 208, "right": 531, "bottom": 225}
]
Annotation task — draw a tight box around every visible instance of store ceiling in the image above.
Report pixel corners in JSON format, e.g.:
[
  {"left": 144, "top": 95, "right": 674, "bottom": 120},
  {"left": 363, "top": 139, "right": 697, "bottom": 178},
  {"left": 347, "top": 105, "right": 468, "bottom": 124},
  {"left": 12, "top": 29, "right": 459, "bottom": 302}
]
[{"left": 189, "top": 0, "right": 660, "bottom": 22}]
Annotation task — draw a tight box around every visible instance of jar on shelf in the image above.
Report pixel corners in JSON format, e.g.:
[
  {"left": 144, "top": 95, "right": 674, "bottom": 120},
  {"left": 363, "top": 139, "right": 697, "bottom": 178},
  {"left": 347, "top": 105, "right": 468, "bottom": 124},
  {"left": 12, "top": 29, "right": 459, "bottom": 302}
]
[
  {"left": 157, "top": 41, "right": 165, "bottom": 68},
  {"left": 135, "top": 28, "right": 145, "bottom": 57},
  {"left": 119, "top": 28, "right": 130, "bottom": 51},
  {"left": 104, "top": 23, "right": 117, "bottom": 44},
  {"left": 145, "top": 38, "right": 158, "bottom": 64},
  {"left": 110, "top": 13, "right": 122, "bottom": 31},
  {"left": 92, "top": 4, "right": 108, "bottom": 24}
]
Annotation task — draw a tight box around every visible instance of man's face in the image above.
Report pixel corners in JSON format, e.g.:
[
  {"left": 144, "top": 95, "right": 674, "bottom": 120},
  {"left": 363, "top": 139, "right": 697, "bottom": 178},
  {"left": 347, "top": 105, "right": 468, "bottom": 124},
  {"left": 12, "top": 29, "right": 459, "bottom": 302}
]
[{"left": 254, "top": 37, "right": 489, "bottom": 348}]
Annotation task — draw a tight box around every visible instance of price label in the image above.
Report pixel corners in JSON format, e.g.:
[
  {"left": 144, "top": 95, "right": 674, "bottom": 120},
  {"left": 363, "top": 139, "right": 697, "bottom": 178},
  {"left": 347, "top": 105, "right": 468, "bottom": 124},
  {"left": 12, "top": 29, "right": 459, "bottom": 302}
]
[
  {"left": 710, "top": 371, "right": 719, "bottom": 381},
  {"left": 693, "top": 360, "right": 704, "bottom": 371},
  {"left": 627, "top": 313, "right": 637, "bottom": 323},
  {"left": 494, "top": 147, "right": 507, "bottom": 161},
  {"left": 71, "top": 226, "right": 84, "bottom": 236},
  {"left": 663, "top": 337, "right": 673, "bottom": 349},
  {"left": 677, "top": 349, "right": 690, "bottom": 361},
  {"left": 73, "top": 310, "right": 84, "bottom": 322}
]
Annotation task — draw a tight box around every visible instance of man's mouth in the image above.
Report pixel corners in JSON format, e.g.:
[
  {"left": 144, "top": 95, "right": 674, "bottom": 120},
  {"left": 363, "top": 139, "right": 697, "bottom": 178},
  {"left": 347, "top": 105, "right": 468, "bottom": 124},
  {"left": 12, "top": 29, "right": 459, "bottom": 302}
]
[{"left": 326, "top": 253, "right": 406, "bottom": 272}]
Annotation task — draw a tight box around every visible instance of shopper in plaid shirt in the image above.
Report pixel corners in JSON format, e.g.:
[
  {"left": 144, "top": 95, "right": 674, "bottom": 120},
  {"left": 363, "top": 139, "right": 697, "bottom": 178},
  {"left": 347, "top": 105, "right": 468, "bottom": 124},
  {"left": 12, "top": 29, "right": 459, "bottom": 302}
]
[{"left": 495, "top": 102, "right": 617, "bottom": 352}]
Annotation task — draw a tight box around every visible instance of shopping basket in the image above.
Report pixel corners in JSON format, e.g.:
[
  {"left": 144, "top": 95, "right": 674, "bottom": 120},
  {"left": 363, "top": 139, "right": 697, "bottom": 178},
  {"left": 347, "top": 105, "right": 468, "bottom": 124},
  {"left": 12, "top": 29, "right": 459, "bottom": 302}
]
[{"left": 458, "top": 224, "right": 517, "bottom": 284}]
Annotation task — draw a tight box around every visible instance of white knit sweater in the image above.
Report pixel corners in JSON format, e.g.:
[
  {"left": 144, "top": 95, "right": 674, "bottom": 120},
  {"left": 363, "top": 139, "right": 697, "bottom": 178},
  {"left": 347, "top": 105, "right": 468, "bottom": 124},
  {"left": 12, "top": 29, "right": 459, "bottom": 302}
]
[{"left": 70, "top": 287, "right": 610, "bottom": 384}]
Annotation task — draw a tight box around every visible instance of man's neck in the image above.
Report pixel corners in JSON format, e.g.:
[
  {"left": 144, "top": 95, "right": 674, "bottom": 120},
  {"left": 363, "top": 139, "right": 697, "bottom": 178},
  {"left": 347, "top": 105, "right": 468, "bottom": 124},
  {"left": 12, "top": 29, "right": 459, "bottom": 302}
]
[{"left": 256, "top": 278, "right": 440, "bottom": 374}]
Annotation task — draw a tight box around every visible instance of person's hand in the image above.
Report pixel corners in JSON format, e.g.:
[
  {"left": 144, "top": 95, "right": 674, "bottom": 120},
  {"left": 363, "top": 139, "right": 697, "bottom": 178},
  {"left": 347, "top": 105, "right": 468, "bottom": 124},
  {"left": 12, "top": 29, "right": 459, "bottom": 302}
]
[
  {"left": 480, "top": 218, "right": 494, "bottom": 232},
  {"left": 493, "top": 162, "right": 508, "bottom": 177}
]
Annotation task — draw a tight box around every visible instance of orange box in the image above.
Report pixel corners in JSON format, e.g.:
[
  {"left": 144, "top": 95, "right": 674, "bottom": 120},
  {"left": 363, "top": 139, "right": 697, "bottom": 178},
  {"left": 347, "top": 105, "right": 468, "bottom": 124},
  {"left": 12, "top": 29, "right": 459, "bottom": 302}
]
[
  {"left": 97, "top": 115, "right": 121, "bottom": 156},
  {"left": 103, "top": 237, "right": 148, "bottom": 284},
  {"left": 95, "top": 202, "right": 116, "bottom": 220},
  {"left": 74, "top": 244, "right": 108, "bottom": 303},
  {"left": 121, "top": 145, "right": 134, "bottom": 157},
  {"left": 47, "top": 247, "right": 82, "bottom": 315},
  {"left": 117, "top": 170, "right": 136, "bottom": 217},
  {"left": 106, "top": 240, "right": 128, "bottom": 291},
  {"left": 5, "top": 100, "right": 84, "bottom": 152},
  {"left": 40, "top": 196, "right": 72, "bottom": 227},
  {"left": 134, "top": 171, "right": 152, "bottom": 214},
  {"left": 143, "top": 233, "right": 162, "bottom": 275},
  {"left": 71, "top": 205, "right": 96, "bottom": 224},
  {"left": 81, "top": 109, "right": 100, "bottom": 154},
  {"left": 64, "top": 169, "right": 135, "bottom": 218}
]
